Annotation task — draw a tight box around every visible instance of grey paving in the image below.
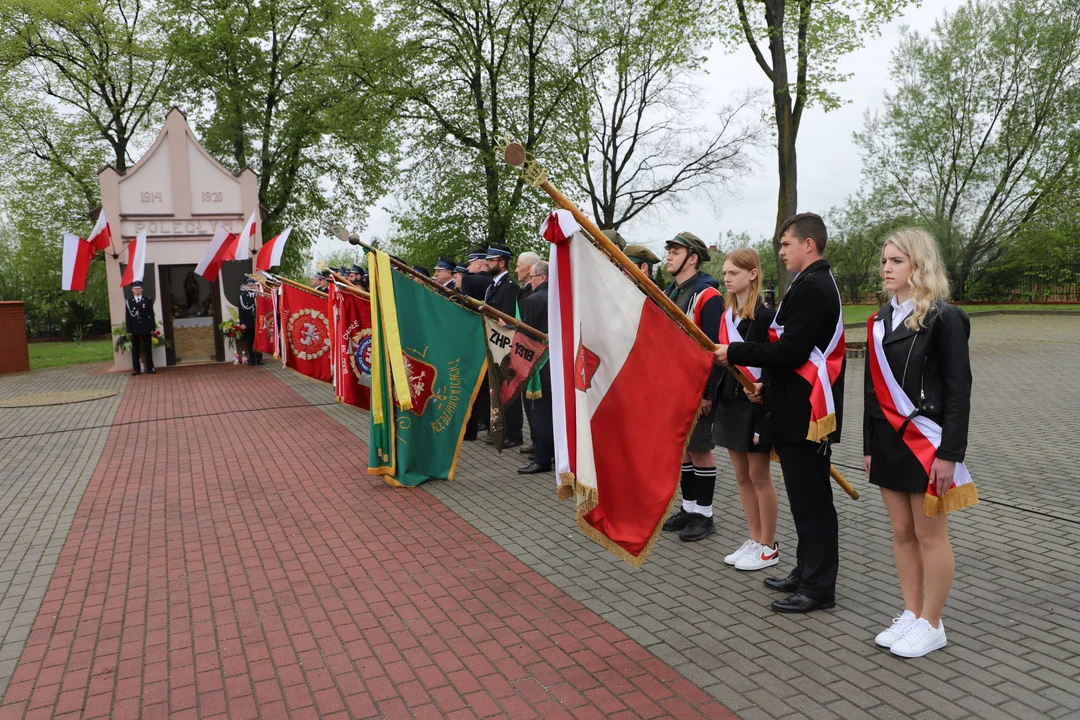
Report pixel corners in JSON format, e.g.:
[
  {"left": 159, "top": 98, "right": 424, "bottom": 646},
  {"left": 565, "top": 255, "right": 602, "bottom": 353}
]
[
  {"left": 277, "top": 313, "right": 1080, "bottom": 720},
  {"left": 0, "top": 364, "right": 126, "bottom": 701}
]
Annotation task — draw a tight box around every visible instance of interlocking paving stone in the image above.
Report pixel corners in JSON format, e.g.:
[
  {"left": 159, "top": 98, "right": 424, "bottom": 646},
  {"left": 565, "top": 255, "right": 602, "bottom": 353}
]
[
  {"left": 279, "top": 314, "right": 1080, "bottom": 720},
  {"left": 0, "top": 363, "right": 733, "bottom": 719},
  {"left": 0, "top": 364, "right": 126, "bottom": 702}
]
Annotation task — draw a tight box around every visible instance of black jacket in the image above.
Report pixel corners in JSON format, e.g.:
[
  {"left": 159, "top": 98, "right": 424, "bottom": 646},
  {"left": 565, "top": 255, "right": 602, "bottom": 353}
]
[
  {"left": 521, "top": 282, "right": 548, "bottom": 334},
  {"left": 238, "top": 290, "right": 257, "bottom": 335},
  {"left": 125, "top": 295, "right": 156, "bottom": 335},
  {"left": 664, "top": 272, "right": 724, "bottom": 400},
  {"left": 460, "top": 271, "right": 493, "bottom": 302},
  {"left": 863, "top": 301, "right": 971, "bottom": 462},
  {"left": 485, "top": 271, "right": 520, "bottom": 317},
  {"left": 718, "top": 300, "right": 777, "bottom": 401},
  {"left": 727, "top": 259, "right": 846, "bottom": 444}
]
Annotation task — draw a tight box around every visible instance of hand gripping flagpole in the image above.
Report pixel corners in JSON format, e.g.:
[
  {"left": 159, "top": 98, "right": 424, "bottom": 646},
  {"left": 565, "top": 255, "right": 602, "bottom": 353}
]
[{"left": 498, "top": 137, "right": 858, "bottom": 501}]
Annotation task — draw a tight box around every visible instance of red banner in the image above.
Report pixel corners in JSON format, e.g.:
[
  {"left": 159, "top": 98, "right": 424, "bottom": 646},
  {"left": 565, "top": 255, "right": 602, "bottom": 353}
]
[
  {"left": 330, "top": 285, "right": 373, "bottom": 410},
  {"left": 254, "top": 294, "right": 276, "bottom": 355},
  {"left": 279, "top": 284, "right": 332, "bottom": 382}
]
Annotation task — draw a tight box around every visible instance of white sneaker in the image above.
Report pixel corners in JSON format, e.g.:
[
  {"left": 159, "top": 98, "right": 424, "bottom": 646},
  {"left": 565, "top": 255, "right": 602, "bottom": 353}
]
[
  {"left": 874, "top": 610, "right": 917, "bottom": 648},
  {"left": 890, "top": 618, "right": 947, "bottom": 658},
  {"left": 724, "top": 539, "right": 756, "bottom": 566},
  {"left": 736, "top": 542, "right": 780, "bottom": 571}
]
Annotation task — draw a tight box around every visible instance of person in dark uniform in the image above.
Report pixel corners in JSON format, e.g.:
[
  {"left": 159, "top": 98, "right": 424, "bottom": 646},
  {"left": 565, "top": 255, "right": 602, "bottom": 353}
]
[
  {"left": 622, "top": 244, "right": 661, "bottom": 284},
  {"left": 658, "top": 232, "right": 724, "bottom": 542},
  {"left": 125, "top": 280, "right": 156, "bottom": 375},
  {"left": 238, "top": 278, "right": 262, "bottom": 365},
  {"left": 484, "top": 244, "right": 524, "bottom": 448},
  {"left": 518, "top": 260, "right": 552, "bottom": 474},
  {"left": 713, "top": 248, "right": 779, "bottom": 572},
  {"left": 453, "top": 263, "right": 468, "bottom": 292},
  {"left": 864, "top": 228, "right": 971, "bottom": 658},
  {"left": 715, "top": 212, "right": 846, "bottom": 614},
  {"left": 601, "top": 228, "right": 627, "bottom": 250},
  {"left": 433, "top": 257, "right": 457, "bottom": 290},
  {"left": 460, "top": 248, "right": 493, "bottom": 440}
]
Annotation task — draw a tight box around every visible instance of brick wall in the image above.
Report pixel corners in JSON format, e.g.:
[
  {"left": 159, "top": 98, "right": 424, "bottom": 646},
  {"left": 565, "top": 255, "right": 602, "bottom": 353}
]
[{"left": 0, "top": 302, "right": 30, "bottom": 374}]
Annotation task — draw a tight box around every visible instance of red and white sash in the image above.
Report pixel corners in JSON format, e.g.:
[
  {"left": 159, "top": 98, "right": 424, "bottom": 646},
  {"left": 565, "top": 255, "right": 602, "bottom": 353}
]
[
  {"left": 868, "top": 314, "right": 977, "bottom": 516},
  {"left": 768, "top": 272, "right": 845, "bottom": 442},
  {"left": 719, "top": 308, "right": 762, "bottom": 382}
]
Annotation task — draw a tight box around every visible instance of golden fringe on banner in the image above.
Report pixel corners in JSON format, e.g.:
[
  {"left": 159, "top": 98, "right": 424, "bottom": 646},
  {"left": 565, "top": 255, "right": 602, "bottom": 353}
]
[{"left": 924, "top": 483, "right": 979, "bottom": 517}]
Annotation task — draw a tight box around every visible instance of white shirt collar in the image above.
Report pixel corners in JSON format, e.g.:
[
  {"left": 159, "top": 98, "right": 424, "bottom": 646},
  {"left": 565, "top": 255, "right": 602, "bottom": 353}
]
[
  {"left": 890, "top": 296, "right": 915, "bottom": 330},
  {"left": 492, "top": 270, "right": 508, "bottom": 285}
]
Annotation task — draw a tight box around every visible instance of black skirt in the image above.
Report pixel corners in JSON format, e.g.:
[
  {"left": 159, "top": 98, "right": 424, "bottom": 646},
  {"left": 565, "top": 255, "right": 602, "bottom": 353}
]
[
  {"left": 712, "top": 397, "right": 770, "bottom": 453},
  {"left": 868, "top": 416, "right": 929, "bottom": 494}
]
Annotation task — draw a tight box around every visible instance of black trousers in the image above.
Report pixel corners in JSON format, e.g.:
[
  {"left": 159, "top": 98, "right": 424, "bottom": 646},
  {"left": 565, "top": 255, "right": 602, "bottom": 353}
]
[
  {"left": 503, "top": 385, "right": 523, "bottom": 443},
  {"left": 130, "top": 334, "right": 154, "bottom": 372},
  {"left": 465, "top": 372, "right": 490, "bottom": 440},
  {"left": 774, "top": 441, "right": 838, "bottom": 600},
  {"left": 528, "top": 366, "right": 553, "bottom": 466}
]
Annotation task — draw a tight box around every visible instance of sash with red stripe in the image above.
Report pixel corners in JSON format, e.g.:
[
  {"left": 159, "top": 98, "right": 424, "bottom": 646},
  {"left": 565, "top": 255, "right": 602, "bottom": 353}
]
[
  {"left": 768, "top": 272, "right": 845, "bottom": 442},
  {"left": 868, "top": 314, "right": 977, "bottom": 516},
  {"left": 718, "top": 308, "right": 762, "bottom": 382}
]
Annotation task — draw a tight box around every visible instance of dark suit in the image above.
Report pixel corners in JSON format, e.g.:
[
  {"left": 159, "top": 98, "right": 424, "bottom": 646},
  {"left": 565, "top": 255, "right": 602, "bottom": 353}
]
[
  {"left": 520, "top": 282, "right": 551, "bottom": 466},
  {"left": 727, "top": 258, "right": 846, "bottom": 600},
  {"left": 863, "top": 301, "right": 971, "bottom": 460},
  {"left": 461, "top": 271, "right": 494, "bottom": 439},
  {"left": 238, "top": 289, "right": 261, "bottom": 364},
  {"left": 125, "top": 295, "right": 156, "bottom": 373},
  {"left": 484, "top": 272, "right": 523, "bottom": 442}
]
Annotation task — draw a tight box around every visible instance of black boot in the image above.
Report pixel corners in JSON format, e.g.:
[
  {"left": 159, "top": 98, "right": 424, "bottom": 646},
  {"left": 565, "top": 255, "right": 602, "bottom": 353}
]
[{"left": 679, "top": 515, "right": 715, "bottom": 542}]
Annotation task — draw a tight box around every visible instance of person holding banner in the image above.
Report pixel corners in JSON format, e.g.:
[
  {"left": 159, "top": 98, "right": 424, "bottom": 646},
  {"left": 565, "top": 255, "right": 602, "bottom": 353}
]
[
  {"left": 713, "top": 248, "right": 779, "bottom": 571},
  {"left": 864, "top": 228, "right": 972, "bottom": 658},
  {"left": 518, "top": 261, "right": 552, "bottom": 474},
  {"left": 715, "top": 212, "right": 845, "bottom": 614},
  {"left": 485, "top": 244, "right": 524, "bottom": 449}
]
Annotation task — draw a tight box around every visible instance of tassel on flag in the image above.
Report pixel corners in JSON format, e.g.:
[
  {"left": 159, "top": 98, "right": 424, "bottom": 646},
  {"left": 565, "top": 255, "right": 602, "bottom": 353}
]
[
  {"left": 87, "top": 210, "right": 111, "bottom": 251},
  {"left": 61, "top": 233, "right": 95, "bottom": 291},
  {"left": 256, "top": 227, "right": 291, "bottom": 271},
  {"left": 234, "top": 209, "right": 259, "bottom": 262},
  {"left": 119, "top": 231, "right": 147, "bottom": 287},
  {"left": 195, "top": 224, "right": 240, "bottom": 281}
]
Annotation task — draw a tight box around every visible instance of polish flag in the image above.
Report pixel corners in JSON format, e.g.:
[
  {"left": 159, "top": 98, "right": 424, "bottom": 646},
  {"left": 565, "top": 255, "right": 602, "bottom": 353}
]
[
  {"left": 87, "top": 209, "right": 111, "bottom": 251},
  {"left": 195, "top": 224, "right": 240, "bottom": 281},
  {"left": 119, "top": 231, "right": 147, "bottom": 287},
  {"left": 545, "top": 210, "right": 714, "bottom": 567},
  {"left": 61, "top": 233, "right": 95, "bottom": 291},
  {"left": 256, "top": 227, "right": 291, "bottom": 271},
  {"left": 234, "top": 209, "right": 260, "bottom": 261}
]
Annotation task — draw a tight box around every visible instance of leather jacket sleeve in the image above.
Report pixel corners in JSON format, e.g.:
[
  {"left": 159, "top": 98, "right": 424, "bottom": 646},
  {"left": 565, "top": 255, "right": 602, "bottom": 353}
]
[
  {"left": 727, "top": 282, "right": 827, "bottom": 369},
  {"left": 935, "top": 305, "right": 971, "bottom": 462},
  {"left": 698, "top": 294, "right": 724, "bottom": 399}
]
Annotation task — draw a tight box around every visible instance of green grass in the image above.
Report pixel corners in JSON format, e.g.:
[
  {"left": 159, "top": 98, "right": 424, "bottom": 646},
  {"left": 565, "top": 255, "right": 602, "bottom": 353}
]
[
  {"left": 28, "top": 339, "right": 114, "bottom": 370},
  {"left": 843, "top": 303, "right": 1079, "bottom": 325}
]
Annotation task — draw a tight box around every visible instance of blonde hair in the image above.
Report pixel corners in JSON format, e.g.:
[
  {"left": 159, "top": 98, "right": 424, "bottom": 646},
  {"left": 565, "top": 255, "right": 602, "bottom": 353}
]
[
  {"left": 880, "top": 228, "right": 951, "bottom": 330},
  {"left": 723, "top": 247, "right": 762, "bottom": 320}
]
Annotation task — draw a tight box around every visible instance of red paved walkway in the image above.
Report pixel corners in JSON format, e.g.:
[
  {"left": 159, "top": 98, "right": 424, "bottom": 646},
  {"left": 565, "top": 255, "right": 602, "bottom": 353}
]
[{"left": 0, "top": 365, "right": 736, "bottom": 720}]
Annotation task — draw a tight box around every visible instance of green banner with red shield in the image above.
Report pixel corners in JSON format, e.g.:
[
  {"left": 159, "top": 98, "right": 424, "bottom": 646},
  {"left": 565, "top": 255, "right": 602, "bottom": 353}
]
[{"left": 367, "top": 250, "right": 488, "bottom": 487}]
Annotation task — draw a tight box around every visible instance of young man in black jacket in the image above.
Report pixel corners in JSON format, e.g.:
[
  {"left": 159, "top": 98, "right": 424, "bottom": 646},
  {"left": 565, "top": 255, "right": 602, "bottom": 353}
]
[{"left": 715, "top": 212, "right": 846, "bottom": 613}]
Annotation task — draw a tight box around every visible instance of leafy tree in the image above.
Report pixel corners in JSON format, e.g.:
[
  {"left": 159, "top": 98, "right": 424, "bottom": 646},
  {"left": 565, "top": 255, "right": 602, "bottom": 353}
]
[
  {"left": 577, "top": 0, "right": 761, "bottom": 231},
  {"left": 163, "top": 0, "right": 404, "bottom": 275},
  {"left": 855, "top": 0, "right": 1080, "bottom": 297},
  {"left": 724, "top": 0, "right": 916, "bottom": 292},
  {"left": 389, "top": 0, "right": 601, "bottom": 265}
]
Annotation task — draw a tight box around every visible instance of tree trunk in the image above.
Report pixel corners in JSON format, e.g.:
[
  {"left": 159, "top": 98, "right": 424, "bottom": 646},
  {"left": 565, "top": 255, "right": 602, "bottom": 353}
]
[{"left": 773, "top": 105, "right": 797, "bottom": 295}]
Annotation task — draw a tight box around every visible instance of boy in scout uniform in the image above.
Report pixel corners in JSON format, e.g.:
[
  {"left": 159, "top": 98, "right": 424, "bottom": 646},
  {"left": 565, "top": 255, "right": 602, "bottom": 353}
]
[{"left": 623, "top": 244, "right": 661, "bottom": 284}]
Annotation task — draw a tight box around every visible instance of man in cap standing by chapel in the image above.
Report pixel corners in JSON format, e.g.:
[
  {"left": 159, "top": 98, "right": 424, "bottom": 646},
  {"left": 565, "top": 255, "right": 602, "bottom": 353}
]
[{"left": 126, "top": 280, "right": 157, "bottom": 375}]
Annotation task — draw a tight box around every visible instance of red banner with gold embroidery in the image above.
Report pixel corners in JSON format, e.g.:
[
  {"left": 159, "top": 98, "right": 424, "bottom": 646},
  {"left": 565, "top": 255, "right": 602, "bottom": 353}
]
[
  {"left": 254, "top": 294, "right": 276, "bottom": 355},
  {"left": 331, "top": 285, "right": 372, "bottom": 410},
  {"left": 279, "top": 284, "right": 332, "bottom": 382}
]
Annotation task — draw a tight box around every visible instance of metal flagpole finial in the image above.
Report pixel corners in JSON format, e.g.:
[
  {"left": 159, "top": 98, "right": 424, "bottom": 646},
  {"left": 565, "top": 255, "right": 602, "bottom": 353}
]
[{"left": 496, "top": 135, "right": 548, "bottom": 188}]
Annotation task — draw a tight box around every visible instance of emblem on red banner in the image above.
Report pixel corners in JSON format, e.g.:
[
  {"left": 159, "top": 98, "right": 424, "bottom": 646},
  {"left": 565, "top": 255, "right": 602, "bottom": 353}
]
[
  {"left": 349, "top": 327, "right": 373, "bottom": 381},
  {"left": 396, "top": 351, "right": 438, "bottom": 415},
  {"left": 575, "top": 341, "right": 601, "bottom": 391},
  {"left": 287, "top": 308, "right": 330, "bottom": 360}
]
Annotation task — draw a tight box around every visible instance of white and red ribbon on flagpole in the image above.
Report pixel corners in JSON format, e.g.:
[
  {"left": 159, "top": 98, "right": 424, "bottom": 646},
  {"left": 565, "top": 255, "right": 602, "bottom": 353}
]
[
  {"left": 868, "top": 315, "right": 977, "bottom": 516},
  {"left": 768, "top": 273, "right": 845, "bottom": 442},
  {"left": 719, "top": 308, "right": 762, "bottom": 383},
  {"left": 119, "top": 231, "right": 147, "bottom": 287}
]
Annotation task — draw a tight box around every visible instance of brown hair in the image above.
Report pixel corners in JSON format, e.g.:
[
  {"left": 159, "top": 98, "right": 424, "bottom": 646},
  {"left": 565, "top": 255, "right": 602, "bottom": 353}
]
[
  {"left": 778, "top": 212, "right": 828, "bottom": 253},
  {"left": 723, "top": 247, "right": 762, "bottom": 320}
]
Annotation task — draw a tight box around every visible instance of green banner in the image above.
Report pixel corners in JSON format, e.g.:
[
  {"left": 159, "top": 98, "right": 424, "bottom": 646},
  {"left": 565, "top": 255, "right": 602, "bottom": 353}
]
[{"left": 368, "top": 255, "right": 487, "bottom": 487}]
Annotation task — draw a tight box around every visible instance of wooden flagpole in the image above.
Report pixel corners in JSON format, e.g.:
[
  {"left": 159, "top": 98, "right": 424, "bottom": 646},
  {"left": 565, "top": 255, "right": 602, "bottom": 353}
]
[{"left": 498, "top": 139, "right": 858, "bottom": 501}]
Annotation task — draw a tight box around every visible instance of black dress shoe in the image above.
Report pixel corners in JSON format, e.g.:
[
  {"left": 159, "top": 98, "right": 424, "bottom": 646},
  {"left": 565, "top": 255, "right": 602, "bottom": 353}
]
[
  {"left": 519, "top": 445, "right": 534, "bottom": 455},
  {"left": 517, "top": 462, "right": 551, "bottom": 475},
  {"left": 131, "top": 371, "right": 141, "bottom": 376},
  {"left": 679, "top": 515, "right": 715, "bottom": 542},
  {"left": 501, "top": 438, "right": 523, "bottom": 449},
  {"left": 764, "top": 573, "right": 800, "bottom": 593},
  {"left": 661, "top": 509, "right": 693, "bottom": 532},
  {"left": 148, "top": 368, "right": 156, "bottom": 374},
  {"left": 771, "top": 593, "right": 835, "bottom": 614}
]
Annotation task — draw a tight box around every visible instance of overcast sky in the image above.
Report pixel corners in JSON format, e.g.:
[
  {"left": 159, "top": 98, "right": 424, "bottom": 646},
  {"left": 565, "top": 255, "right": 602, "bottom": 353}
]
[{"left": 311, "top": 0, "right": 965, "bottom": 263}]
